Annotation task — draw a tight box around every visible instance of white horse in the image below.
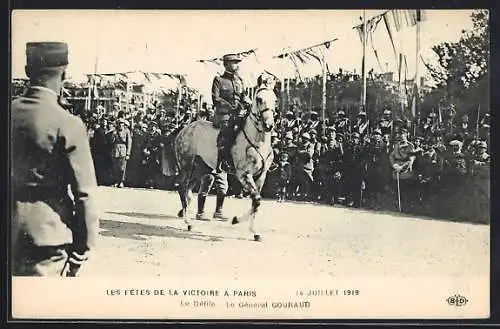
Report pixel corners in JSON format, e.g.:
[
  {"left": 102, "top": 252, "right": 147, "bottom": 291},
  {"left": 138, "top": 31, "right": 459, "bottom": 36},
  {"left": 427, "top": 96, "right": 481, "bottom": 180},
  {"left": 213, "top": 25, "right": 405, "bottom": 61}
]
[{"left": 174, "top": 81, "right": 277, "bottom": 241}]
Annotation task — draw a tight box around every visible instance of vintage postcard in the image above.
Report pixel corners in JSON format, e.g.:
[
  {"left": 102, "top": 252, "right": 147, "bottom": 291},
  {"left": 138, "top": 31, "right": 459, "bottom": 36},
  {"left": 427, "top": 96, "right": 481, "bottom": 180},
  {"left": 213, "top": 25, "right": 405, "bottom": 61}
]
[{"left": 10, "top": 9, "right": 490, "bottom": 320}]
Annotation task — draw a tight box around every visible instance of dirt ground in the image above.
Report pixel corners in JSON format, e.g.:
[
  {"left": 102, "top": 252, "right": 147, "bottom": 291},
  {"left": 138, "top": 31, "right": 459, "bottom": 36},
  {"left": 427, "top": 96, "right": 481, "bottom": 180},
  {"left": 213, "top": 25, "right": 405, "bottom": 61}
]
[{"left": 81, "top": 187, "right": 489, "bottom": 280}]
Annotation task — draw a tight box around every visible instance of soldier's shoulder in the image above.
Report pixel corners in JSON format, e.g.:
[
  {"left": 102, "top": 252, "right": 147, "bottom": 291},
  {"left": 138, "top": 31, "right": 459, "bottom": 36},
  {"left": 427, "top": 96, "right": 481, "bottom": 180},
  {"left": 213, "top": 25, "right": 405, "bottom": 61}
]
[{"left": 59, "top": 111, "right": 87, "bottom": 134}]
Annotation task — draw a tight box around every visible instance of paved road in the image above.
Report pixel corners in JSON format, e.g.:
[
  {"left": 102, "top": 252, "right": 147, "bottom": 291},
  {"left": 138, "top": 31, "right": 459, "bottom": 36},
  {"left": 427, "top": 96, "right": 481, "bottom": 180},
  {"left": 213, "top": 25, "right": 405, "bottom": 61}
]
[{"left": 82, "top": 187, "right": 489, "bottom": 280}]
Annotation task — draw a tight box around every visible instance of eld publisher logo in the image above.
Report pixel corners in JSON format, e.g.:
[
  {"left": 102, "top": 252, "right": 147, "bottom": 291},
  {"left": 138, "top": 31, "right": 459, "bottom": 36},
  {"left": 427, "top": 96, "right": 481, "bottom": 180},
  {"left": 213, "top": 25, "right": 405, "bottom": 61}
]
[{"left": 446, "top": 294, "right": 468, "bottom": 307}]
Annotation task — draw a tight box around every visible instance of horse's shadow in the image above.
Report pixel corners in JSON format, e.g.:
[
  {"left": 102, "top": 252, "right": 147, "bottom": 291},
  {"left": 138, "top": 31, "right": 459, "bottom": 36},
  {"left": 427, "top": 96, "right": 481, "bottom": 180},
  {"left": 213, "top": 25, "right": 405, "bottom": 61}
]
[
  {"left": 106, "top": 211, "right": 178, "bottom": 221},
  {"left": 99, "top": 212, "right": 251, "bottom": 242}
]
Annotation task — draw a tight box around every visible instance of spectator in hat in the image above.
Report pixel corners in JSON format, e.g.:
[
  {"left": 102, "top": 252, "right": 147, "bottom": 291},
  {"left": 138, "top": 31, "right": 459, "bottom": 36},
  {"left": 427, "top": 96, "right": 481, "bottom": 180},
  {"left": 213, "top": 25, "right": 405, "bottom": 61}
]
[
  {"left": 283, "top": 109, "right": 300, "bottom": 132},
  {"left": 379, "top": 109, "right": 394, "bottom": 137},
  {"left": 317, "top": 126, "right": 344, "bottom": 205},
  {"left": 353, "top": 111, "right": 369, "bottom": 138},
  {"left": 128, "top": 121, "right": 149, "bottom": 187},
  {"left": 334, "top": 109, "right": 350, "bottom": 135},
  {"left": 307, "top": 110, "right": 320, "bottom": 131},
  {"left": 470, "top": 140, "right": 490, "bottom": 221},
  {"left": 293, "top": 132, "right": 315, "bottom": 201},
  {"left": 110, "top": 118, "right": 132, "bottom": 188},
  {"left": 276, "top": 151, "right": 292, "bottom": 202},
  {"left": 343, "top": 131, "right": 366, "bottom": 208},
  {"left": 389, "top": 127, "right": 417, "bottom": 211},
  {"left": 12, "top": 42, "right": 99, "bottom": 276},
  {"left": 364, "top": 127, "right": 392, "bottom": 210}
]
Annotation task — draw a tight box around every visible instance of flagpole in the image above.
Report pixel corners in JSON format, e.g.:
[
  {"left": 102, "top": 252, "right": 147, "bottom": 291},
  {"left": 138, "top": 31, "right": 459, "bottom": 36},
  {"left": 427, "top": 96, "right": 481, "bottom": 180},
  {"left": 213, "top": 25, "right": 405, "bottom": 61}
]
[
  {"left": 281, "top": 47, "right": 286, "bottom": 116},
  {"left": 91, "top": 51, "right": 99, "bottom": 111},
  {"left": 361, "top": 9, "right": 367, "bottom": 111},
  {"left": 321, "top": 46, "right": 328, "bottom": 124},
  {"left": 415, "top": 10, "right": 421, "bottom": 123},
  {"left": 286, "top": 77, "right": 290, "bottom": 110}
]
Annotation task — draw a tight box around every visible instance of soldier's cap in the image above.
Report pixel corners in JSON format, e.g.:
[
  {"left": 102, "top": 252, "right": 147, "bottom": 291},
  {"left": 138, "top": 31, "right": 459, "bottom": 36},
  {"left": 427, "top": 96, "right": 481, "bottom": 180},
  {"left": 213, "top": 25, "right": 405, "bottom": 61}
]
[
  {"left": 383, "top": 110, "right": 392, "bottom": 115},
  {"left": 301, "top": 132, "right": 311, "bottom": 140},
  {"left": 372, "top": 128, "right": 382, "bottom": 136},
  {"left": 449, "top": 140, "right": 462, "bottom": 147},
  {"left": 337, "top": 110, "right": 345, "bottom": 116},
  {"left": 399, "top": 127, "right": 408, "bottom": 133},
  {"left": 26, "top": 42, "right": 69, "bottom": 68},
  {"left": 286, "top": 110, "right": 294, "bottom": 116},
  {"left": 223, "top": 53, "right": 242, "bottom": 62},
  {"left": 477, "top": 141, "right": 487, "bottom": 148},
  {"left": 357, "top": 111, "right": 367, "bottom": 117},
  {"left": 310, "top": 111, "right": 318, "bottom": 116}
]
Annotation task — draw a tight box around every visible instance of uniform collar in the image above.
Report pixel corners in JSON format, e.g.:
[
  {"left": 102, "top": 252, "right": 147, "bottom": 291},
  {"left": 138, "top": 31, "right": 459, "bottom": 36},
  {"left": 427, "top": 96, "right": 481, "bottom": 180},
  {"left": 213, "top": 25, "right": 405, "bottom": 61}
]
[
  {"left": 222, "top": 71, "right": 238, "bottom": 79},
  {"left": 29, "top": 85, "right": 60, "bottom": 99}
]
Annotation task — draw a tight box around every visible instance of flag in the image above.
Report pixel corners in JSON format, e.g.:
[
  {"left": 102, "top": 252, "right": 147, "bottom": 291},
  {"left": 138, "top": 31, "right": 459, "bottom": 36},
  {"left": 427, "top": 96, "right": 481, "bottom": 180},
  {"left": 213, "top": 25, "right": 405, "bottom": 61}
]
[
  {"left": 417, "top": 9, "right": 427, "bottom": 22},
  {"left": 382, "top": 11, "right": 398, "bottom": 60},
  {"left": 392, "top": 10, "right": 419, "bottom": 32}
]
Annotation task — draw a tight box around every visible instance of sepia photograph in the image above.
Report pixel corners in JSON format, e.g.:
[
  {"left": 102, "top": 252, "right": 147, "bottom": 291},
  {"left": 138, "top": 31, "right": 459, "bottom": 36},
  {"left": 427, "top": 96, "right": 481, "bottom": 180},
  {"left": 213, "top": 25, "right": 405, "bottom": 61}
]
[{"left": 10, "top": 9, "right": 490, "bottom": 320}]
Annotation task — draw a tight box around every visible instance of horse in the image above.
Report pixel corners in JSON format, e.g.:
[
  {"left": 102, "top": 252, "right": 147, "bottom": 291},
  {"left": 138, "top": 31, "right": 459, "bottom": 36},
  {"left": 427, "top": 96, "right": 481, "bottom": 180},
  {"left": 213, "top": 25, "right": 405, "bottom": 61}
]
[{"left": 173, "top": 85, "right": 277, "bottom": 241}]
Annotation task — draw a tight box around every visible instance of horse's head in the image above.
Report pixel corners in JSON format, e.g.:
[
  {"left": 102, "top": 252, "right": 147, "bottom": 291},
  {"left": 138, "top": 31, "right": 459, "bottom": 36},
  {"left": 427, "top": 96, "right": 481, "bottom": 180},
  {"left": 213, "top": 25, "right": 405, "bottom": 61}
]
[{"left": 253, "top": 75, "right": 278, "bottom": 133}]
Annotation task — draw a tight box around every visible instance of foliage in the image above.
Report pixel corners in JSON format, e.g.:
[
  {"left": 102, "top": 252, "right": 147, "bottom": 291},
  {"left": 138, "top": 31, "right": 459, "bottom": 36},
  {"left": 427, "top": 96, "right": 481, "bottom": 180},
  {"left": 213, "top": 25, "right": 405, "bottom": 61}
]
[{"left": 424, "top": 10, "right": 489, "bottom": 119}]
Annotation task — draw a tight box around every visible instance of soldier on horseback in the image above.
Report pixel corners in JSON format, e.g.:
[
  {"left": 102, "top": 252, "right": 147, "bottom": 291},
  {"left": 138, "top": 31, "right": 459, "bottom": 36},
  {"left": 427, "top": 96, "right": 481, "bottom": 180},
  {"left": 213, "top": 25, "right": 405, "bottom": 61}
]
[{"left": 212, "top": 53, "right": 252, "bottom": 173}]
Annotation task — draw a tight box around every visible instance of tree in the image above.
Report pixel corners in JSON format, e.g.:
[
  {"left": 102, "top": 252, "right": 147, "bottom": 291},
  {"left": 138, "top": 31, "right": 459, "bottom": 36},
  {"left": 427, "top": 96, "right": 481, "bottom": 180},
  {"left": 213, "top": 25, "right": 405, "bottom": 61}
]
[{"left": 425, "top": 10, "right": 489, "bottom": 120}]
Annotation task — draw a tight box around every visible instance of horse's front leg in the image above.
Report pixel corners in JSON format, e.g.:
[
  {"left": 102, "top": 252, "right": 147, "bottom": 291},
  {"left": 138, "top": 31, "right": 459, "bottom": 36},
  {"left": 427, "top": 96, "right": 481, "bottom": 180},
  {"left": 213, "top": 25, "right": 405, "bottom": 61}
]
[{"left": 233, "top": 172, "right": 262, "bottom": 242}]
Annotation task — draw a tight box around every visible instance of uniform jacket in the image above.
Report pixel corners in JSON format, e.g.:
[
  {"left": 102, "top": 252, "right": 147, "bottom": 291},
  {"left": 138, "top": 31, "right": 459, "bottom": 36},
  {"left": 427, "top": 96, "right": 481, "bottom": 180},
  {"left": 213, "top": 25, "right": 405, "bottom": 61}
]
[
  {"left": 379, "top": 119, "right": 393, "bottom": 136},
  {"left": 111, "top": 127, "right": 132, "bottom": 158},
  {"left": 11, "top": 86, "right": 99, "bottom": 252},
  {"left": 335, "top": 118, "right": 350, "bottom": 134},
  {"left": 212, "top": 71, "right": 246, "bottom": 123},
  {"left": 296, "top": 142, "right": 315, "bottom": 172},
  {"left": 389, "top": 141, "right": 416, "bottom": 179},
  {"left": 277, "top": 161, "right": 292, "bottom": 184}
]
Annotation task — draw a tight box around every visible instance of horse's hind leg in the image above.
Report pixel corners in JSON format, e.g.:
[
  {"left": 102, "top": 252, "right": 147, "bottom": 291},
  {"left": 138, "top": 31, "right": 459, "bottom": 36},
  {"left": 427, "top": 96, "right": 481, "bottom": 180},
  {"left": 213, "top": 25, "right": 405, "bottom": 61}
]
[{"left": 177, "top": 162, "right": 197, "bottom": 231}]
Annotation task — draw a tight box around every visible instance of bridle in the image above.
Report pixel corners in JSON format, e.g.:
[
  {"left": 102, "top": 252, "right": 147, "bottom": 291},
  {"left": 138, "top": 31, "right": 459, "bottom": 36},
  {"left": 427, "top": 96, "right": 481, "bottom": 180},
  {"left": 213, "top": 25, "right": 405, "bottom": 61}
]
[
  {"left": 247, "top": 87, "right": 276, "bottom": 134},
  {"left": 240, "top": 86, "right": 276, "bottom": 180}
]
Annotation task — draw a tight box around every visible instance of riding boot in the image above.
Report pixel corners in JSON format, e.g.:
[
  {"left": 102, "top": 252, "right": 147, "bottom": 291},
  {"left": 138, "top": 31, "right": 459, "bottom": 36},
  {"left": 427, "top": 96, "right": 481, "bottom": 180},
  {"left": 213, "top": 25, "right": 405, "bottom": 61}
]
[
  {"left": 196, "top": 194, "right": 210, "bottom": 221},
  {"left": 216, "top": 147, "right": 225, "bottom": 173},
  {"left": 213, "top": 194, "right": 229, "bottom": 220}
]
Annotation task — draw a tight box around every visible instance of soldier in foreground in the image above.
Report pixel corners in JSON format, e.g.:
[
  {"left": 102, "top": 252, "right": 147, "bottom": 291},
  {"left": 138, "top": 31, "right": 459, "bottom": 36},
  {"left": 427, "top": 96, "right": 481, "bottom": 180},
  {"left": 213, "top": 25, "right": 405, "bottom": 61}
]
[{"left": 11, "top": 42, "right": 99, "bottom": 276}]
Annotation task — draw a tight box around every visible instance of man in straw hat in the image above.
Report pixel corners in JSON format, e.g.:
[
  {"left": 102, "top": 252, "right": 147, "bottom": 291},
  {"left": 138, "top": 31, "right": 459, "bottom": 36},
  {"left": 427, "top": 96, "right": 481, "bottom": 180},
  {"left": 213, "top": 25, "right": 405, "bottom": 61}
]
[{"left": 11, "top": 42, "right": 99, "bottom": 276}]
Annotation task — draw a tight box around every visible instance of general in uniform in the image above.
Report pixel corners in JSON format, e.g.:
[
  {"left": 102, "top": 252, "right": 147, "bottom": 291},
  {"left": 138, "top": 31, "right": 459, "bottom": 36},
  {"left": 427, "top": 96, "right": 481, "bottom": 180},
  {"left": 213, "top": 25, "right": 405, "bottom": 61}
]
[
  {"left": 205, "top": 53, "right": 251, "bottom": 220},
  {"left": 11, "top": 42, "right": 99, "bottom": 276}
]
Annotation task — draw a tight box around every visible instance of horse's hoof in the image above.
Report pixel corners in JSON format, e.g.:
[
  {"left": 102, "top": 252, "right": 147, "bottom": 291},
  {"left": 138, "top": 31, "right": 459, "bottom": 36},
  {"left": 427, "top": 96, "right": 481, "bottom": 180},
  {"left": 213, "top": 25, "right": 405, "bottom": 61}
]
[
  {"left": 187, "top": 224, "right": 192, "bottom": 231},
  {"left": 177, "top": 209, "right": 184, "bottom": 218},
  {"left": 254, "top": 234, "right": 262, "bottom": 242},
  {"left": 232, "top": 216, "right": 239, "bottom": 225}
]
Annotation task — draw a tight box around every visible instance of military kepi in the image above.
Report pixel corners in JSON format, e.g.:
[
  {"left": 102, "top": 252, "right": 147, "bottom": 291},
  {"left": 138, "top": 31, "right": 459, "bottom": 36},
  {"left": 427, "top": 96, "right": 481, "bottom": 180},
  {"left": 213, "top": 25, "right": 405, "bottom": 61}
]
[
  {"left": 223, "top": 53, "right": 241, "bottom": 62},
  {"left": 26, "top": 42, "right": 69, "bottom": 68}
]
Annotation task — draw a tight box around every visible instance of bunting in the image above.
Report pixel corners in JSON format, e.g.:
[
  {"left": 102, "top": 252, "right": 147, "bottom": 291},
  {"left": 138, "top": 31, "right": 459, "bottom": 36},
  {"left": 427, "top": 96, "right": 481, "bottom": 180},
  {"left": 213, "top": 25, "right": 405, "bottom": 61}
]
[
  {"left": 354, "top": 14, "right": 384, "bottom": 72},
  {"left": 197, "top": 48, "right": 258, "bottom": 66},
  {"left": 274, "top": 38, "right": 337, "bottom": 79}
]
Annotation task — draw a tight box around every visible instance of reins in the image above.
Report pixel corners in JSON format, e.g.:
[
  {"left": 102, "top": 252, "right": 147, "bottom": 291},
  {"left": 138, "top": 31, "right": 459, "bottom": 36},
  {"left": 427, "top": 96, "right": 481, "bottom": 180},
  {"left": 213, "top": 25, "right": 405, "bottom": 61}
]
[{"left": 239, "top": 88, "right": 274, "bottom": 180}]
